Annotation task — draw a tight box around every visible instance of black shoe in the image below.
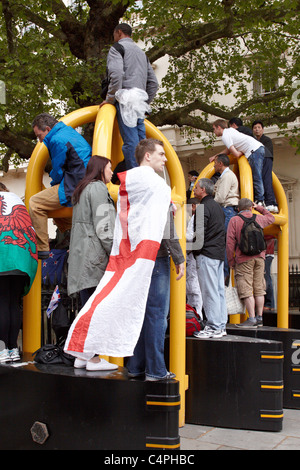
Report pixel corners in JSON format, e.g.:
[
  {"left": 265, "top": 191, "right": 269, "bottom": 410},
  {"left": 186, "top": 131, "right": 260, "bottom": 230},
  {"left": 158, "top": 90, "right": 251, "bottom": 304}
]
[{"left": 38, "top": 251, "right": 50, "bottom": 259}]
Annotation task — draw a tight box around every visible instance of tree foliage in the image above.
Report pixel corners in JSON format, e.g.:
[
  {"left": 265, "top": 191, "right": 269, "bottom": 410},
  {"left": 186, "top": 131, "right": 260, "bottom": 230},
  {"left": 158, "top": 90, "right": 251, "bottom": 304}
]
[{"left": 0, "top": 0, "right": 299, "bottom": 168}]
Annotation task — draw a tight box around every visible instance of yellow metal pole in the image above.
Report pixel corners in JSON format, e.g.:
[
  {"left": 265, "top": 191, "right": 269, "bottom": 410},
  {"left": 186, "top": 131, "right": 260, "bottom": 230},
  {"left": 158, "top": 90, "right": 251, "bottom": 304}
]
[
  {"left": 196, "top": 155, "right": 289, "bottom": 329},
  {"left": 23, "top": 142, "right": 49, "bottom": 353},
  {"left": 272, "top": 173, "right": 289, "bottom": 328},
  {"left": 145, "top": 120, "right": 187, "bottom": 428},
  {"left": 23, "top": 106, "right": 99, "bottom": 353}
]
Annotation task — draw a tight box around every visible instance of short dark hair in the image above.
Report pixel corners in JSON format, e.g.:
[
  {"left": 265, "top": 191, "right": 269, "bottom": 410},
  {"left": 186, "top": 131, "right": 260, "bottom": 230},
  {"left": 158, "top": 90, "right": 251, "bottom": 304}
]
[
  {"left": 32, "top": 113, "right": 58, "bottom": 130},
  {"left": 252, "top": 120, "right": 264, "bottom": 129},
  {"left": 215, "top": 153, "right": 230, "bottom": 167},
  {"left": 188, "top": 170, "right": 199, "bottom": 177},
  {"left": 0, "top": 182, "right": 9, "bottom": 192},
  {"left": 114, "top": 23, "right": 132, "bottom": 37},
  {"left": 229, "top": 117, "right": 243, "bottom": 127},
  {"left": 135, "top": 138, "right": 164, "bottom": 165}
]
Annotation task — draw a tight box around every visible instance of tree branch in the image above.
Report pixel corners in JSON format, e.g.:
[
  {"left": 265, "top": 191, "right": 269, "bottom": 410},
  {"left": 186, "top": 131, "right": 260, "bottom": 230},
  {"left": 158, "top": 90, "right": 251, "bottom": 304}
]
[
  {"left": 147, "top": 3, "right": 297, "bottom": 63},
  {"left": 0, "top": 127, "right": 35, "bottom": 159}
]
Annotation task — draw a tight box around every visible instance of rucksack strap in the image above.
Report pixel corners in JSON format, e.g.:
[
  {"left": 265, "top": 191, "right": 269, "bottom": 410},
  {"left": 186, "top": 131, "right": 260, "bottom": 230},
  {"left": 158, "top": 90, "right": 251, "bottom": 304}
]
[
  {"left": 237, "top": 213, "right": 256, "bottom": 223},
  {"left": 112, "top": 42, "right": 125, "bottom": 58}
]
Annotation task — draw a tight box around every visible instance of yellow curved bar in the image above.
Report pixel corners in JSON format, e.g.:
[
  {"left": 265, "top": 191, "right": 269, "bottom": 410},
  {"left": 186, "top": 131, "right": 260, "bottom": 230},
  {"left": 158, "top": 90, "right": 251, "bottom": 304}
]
[
  {"left": 144, "top": 119, "right": 187, "bottom": 427},
  {"left": 196, "top": 154, "right": 289, "bottom": 328},
  {"left": 24, "top": 105, "right": 187, "bottom": 426}
]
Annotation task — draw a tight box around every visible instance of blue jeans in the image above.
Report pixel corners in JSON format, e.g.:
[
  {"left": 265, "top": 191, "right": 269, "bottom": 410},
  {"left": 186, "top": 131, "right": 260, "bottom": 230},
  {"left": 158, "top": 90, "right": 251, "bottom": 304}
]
[
  {"left": 115, "top": 102, "right": 146, "bottom": 170},
  {"left": 248, "top": 146, "right": 265, "bottom": 202},
  {"left": 195, "top": 254, "right": 227, "bottom": 330},
  {"left": 223, "top": 206, "right": 237, "bottom": 278},
  {"left": 126, "top": 256, "right": 170, "bottom": 379}
]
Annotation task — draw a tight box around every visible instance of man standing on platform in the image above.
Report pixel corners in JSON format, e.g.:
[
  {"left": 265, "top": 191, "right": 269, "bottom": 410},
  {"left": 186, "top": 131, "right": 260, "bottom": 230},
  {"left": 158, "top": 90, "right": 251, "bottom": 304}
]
[
  {"left": 100, "top": 23, "right": 159, "bottom": 170},
  {"left": 213, "top": 153, "right": 240, "bottom": 282},
  {"left": 226, "top": 198, "right": 275, "bottom": 328},
  {"left": 192, "top": 178, "right": 227, "bottom": 338}
]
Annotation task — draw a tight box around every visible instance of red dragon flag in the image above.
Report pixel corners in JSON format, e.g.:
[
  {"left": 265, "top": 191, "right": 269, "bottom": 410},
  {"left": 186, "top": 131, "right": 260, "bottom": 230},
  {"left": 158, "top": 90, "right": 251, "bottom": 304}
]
[
  {"left": 65, "top": 166, "right": 171, "bottom": 360},
  {"left": 0, "top": 191, "right": 38, "bottom": 294}
]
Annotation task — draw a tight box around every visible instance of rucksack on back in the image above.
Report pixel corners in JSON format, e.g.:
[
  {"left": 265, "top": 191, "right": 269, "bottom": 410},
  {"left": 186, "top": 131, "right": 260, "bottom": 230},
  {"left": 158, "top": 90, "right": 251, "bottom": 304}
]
[{"left": 238, "top": 213, "right": 266, "bottom": 256}]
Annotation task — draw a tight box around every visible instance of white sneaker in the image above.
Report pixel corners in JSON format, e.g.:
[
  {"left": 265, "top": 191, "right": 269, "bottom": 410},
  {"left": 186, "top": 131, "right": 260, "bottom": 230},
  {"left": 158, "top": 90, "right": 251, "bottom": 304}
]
[
  {"left": 86, "top": 358, "right": 119, "bottom": 371},
  {"left": 74, "top": 358, "right": 87, "bottom": 369},
  {"left": 9, "top": 348, "right": 20, "bottom": 361},
  {"left": 0, "top": 348, "right": 11, "bottom": 363},
  {"left": 194, "top": 326, "right": 224, "bottom": 339}
]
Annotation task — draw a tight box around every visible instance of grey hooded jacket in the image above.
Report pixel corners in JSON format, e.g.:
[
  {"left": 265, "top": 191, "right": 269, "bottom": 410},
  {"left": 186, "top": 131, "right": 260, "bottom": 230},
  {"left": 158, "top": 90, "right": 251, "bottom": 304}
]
[
  {"left": 67, "top": 181, "right": 115, "bottom": 296},
  {"left": 106, "top": 37, "right": 159, "bottom": 105}
]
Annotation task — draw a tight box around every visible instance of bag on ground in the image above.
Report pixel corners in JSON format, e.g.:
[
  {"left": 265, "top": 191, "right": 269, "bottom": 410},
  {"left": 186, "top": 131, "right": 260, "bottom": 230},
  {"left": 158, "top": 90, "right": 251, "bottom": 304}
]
[{"left": 186, "top": 304, "right": 204, "bottom": 336}]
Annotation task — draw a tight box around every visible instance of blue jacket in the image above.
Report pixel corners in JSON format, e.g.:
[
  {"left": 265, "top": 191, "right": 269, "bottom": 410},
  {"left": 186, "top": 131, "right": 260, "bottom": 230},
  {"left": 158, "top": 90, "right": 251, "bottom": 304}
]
[{"left": 43, "top": 122, "right": 92, "bottom": 207}]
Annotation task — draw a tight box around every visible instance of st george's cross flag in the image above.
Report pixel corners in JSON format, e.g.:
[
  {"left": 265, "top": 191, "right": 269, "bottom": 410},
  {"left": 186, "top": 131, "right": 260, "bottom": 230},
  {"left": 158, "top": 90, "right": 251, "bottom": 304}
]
[{"left": 64, "top": 166, "right": 171, "bottom": 360}]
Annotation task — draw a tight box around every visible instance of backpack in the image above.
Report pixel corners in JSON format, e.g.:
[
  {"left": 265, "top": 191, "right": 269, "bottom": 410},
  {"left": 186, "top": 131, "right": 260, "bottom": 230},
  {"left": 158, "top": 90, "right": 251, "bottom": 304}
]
[
  {"left": 186, "top": 304, "right": 204, "bottom": 336},
  {"left": 101, "top": 43, "right": 125, "bottom": 99},
  {"left": 237, "top": 213, "right": 266, "bottom": 256}
]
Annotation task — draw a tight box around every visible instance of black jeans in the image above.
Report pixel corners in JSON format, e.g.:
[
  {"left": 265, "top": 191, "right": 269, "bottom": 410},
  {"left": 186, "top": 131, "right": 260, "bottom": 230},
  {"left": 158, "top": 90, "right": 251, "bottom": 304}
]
[
  {"left": 262, "top": 157, "right": 277, "bottom": 206},
  {"left": 0, "top": 275, "right": 26, "bottom": 349}
]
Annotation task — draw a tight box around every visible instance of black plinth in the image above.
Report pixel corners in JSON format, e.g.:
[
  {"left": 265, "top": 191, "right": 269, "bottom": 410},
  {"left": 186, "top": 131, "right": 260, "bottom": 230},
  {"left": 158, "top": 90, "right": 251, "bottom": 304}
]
[
  {"left": 185, "top": 334, "right": 283, "bottom": 432},
  {"left": 0, "top": 354, "right": 180, "bottom": 450},
  {"left": 227, "top": 325, "right": 300, "bottom": 409}
]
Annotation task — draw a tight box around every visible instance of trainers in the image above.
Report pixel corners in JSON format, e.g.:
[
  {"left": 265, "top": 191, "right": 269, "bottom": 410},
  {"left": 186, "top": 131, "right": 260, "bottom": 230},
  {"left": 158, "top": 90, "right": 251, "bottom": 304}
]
[
  {"left": 9, "top": 348, "right": 20, "bottom": 361},
  {"left": 255, "top": 200, "right": 265, "bottom": 207},
  {"left": 74, "top": 358, "right": 87, "bottom": 369},
  {"left": 235, "top": 318, "right": 257, "bottom": 328},
  {"left": 146, "top": 372, "right": 176, "bottom": 381},
  {"left": 266, "top": 205, "right": 279, "bottom": 213},
  {"left": 194, "top": 326, "right": 224, "bottom": 338},
  {"left": 86, "top": 358, "right": 118, "bottom": 371},
  {"left": 0, "top": 348, "right": 11, "bottom": 363},
  {"left": 255, "top": 316, "right": 263, "bottom": 326}
]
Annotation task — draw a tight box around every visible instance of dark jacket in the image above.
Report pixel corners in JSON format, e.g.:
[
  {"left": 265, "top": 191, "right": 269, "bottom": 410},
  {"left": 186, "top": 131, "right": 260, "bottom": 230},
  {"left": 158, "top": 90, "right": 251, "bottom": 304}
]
[
  {"left": 158, "top": 205, "right": 185, "bottom": 265},
  {"left": 193, "top": 195, "right": 225, "bottom": 260}
]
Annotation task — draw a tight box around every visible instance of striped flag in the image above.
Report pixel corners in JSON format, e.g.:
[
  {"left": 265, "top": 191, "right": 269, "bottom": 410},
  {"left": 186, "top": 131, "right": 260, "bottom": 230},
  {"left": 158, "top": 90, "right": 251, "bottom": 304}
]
[{"left": 65, "top": 166, "right": 171, "bottom": 360}]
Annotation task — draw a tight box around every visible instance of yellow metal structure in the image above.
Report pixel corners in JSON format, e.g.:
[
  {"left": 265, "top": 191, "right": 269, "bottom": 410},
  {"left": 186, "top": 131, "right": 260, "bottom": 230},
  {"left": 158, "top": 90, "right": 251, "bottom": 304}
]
[
  {"left": 24, "top": 105, "right": 187, "bottom": 426},
  {"left": 196, "top": 155, "right": 289, "bottom": 328}
]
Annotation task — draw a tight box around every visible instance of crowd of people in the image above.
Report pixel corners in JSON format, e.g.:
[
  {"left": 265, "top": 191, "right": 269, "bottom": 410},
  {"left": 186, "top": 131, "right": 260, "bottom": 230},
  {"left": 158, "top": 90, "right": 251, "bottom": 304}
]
[
  {"left": 187, "top": 117, "right": 277, "bottom": 338},
  {"left": 0, "top": 23, "right": 277, "bottom": 379}
]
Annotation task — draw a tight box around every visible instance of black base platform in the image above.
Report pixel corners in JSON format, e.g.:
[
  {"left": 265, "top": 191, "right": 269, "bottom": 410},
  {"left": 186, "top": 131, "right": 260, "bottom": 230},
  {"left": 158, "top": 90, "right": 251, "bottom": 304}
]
[
  {"left": 227, "top": 325, "right": 300, "bottom": 409},
  {"left": 263, "top": 310, "right": 300, "bottom": 330},
  {"left": 185, "top": 334, "right": 284, "bottom": 431},
  {"left": 0, "top": 354, "right": 180, "bottom": 450}
]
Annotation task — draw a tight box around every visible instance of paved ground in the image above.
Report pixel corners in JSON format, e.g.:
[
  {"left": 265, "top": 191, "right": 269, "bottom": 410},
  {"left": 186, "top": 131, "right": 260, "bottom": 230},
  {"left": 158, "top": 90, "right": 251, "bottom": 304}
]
[{"left": 179, "top": 408, "right": 300, "bottom": 450}]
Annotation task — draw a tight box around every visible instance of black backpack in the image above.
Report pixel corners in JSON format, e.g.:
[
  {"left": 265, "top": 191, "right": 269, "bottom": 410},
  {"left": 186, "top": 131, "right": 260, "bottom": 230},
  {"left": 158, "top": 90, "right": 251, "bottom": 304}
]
[
  {"left": 101, "top": 42, "right": 125, "bottom": 99},
  {"left": 237, "top": 213, "right": 266, "bottom": 256}
]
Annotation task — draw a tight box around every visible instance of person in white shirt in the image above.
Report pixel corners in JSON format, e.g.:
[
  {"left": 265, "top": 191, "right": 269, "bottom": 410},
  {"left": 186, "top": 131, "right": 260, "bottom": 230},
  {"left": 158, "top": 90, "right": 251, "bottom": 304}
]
[
  {"left": 211, "top": 119, "right": 265, "bottom": 206},
  {"left": 213, "top": 153, "right": 240, "bottom": 281}
]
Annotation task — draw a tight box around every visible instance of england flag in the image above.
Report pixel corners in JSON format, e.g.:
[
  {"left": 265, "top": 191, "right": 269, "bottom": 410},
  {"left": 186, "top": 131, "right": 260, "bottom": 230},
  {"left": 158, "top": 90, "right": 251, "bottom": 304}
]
[{"left": 64, "top": 166, "right": 171, "bottom": 360}]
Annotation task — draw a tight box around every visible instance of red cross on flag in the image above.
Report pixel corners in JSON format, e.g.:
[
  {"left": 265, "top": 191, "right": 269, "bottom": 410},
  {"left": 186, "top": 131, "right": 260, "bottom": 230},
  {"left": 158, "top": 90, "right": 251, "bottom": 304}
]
[{"left": 65, "top": 166, "right": 171, "bottom": 360}]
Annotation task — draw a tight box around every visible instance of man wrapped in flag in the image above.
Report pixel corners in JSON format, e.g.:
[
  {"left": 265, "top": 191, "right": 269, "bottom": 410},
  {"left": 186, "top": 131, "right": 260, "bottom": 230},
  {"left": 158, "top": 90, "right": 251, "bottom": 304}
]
[{"left": 65, "top": 138, "right": 178, "bottom": 371}]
